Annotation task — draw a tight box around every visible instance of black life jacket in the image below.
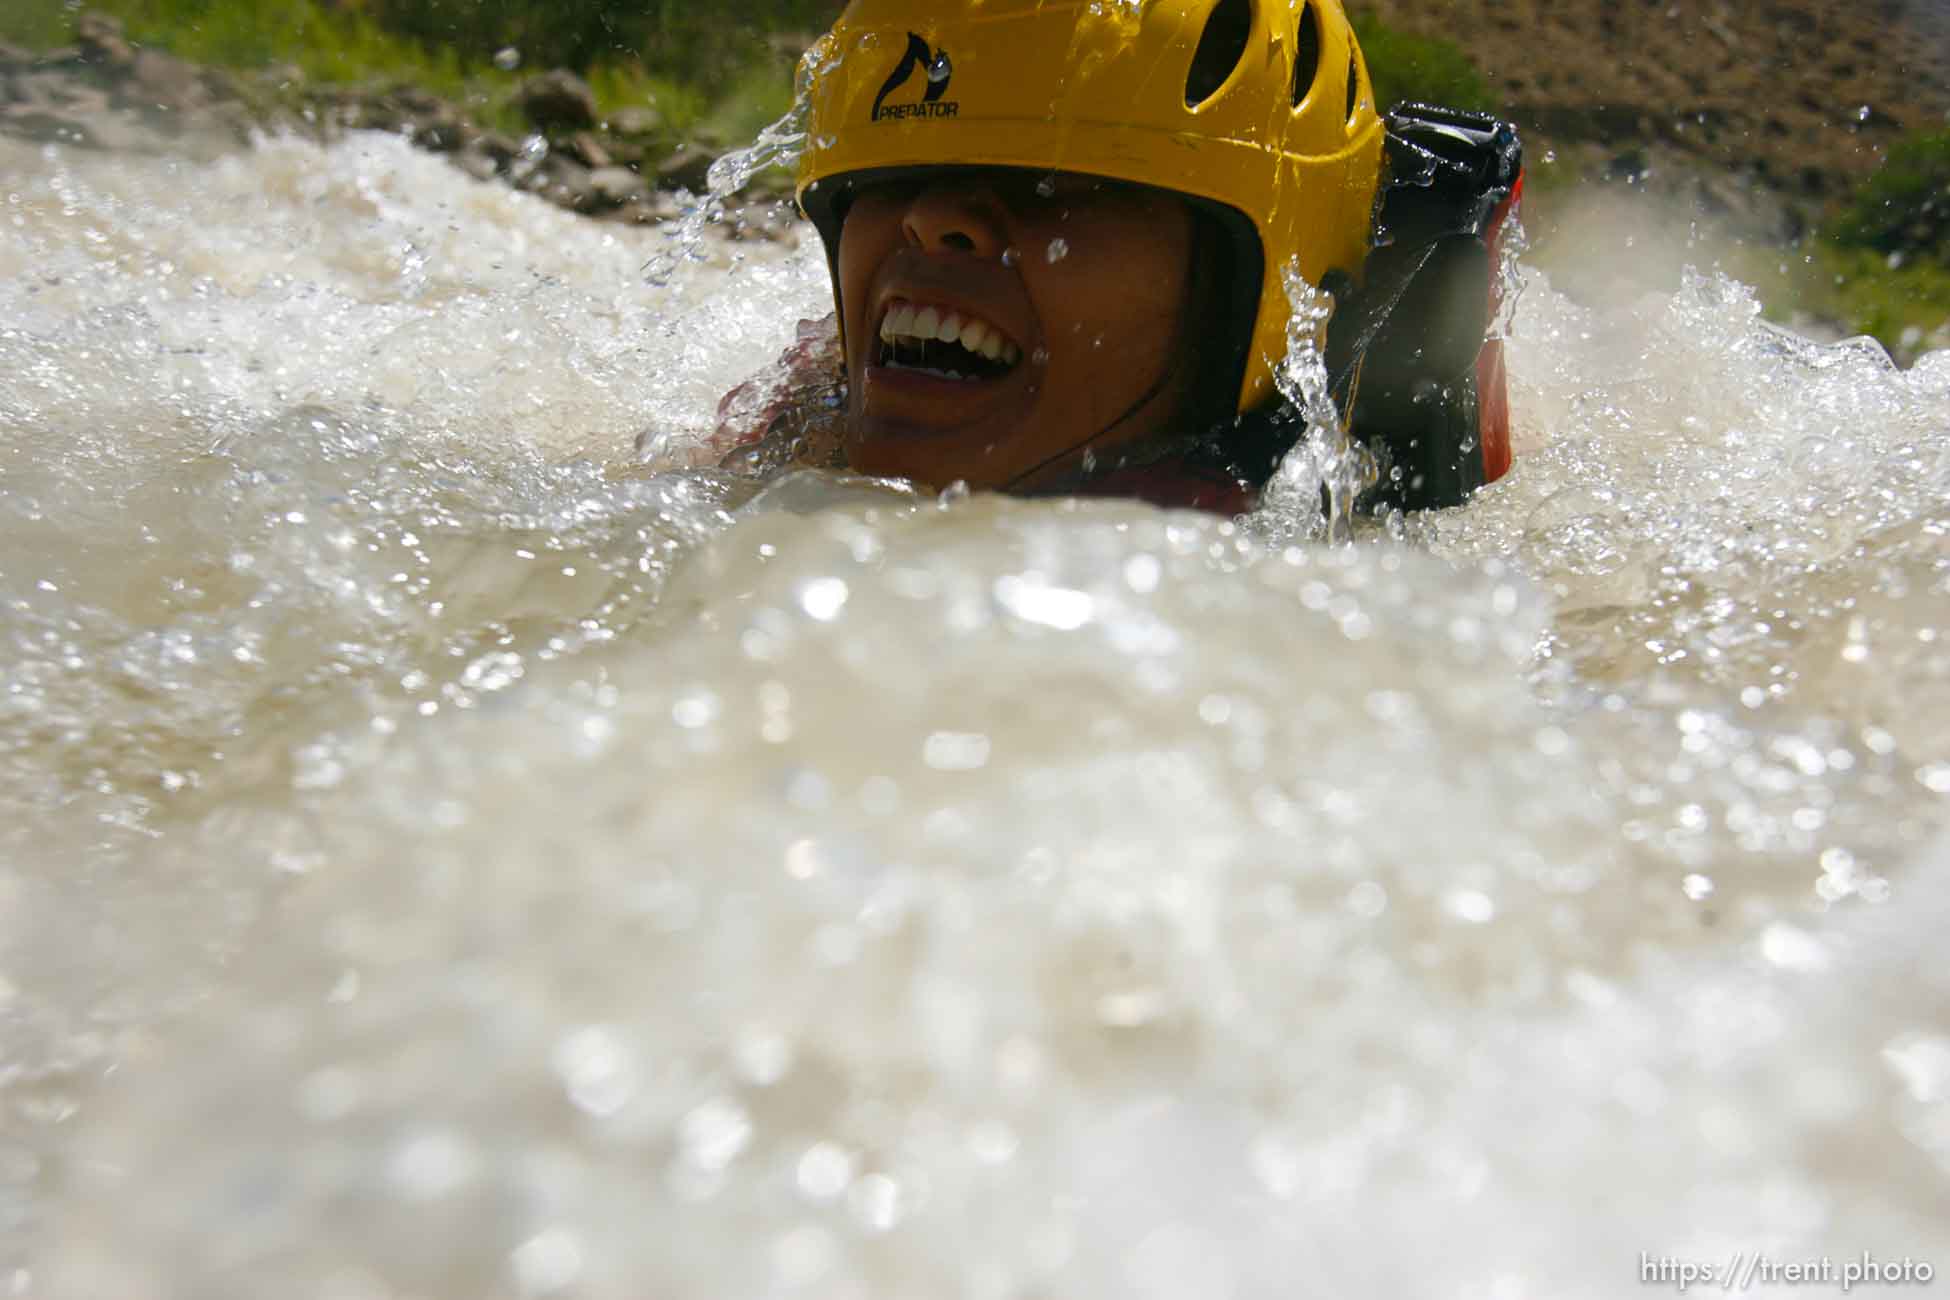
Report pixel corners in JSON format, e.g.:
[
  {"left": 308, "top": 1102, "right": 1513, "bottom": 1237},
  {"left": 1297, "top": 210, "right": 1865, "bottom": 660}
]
[
  {"left": 1331, "top": 102, "right": 1525, "bottom": 511},
  {"left": 1134, "top": 103, "right": 1525, "bottom": 515}
]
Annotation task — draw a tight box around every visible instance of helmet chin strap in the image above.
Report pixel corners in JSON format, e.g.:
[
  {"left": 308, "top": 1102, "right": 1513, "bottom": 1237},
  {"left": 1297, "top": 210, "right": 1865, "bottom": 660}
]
[
  {"left": 1000, "top": 360, "right": 1187, "bottom": 493},
  {"left": 1002, "top": 240, "right": 1202, "bottom": 494}
]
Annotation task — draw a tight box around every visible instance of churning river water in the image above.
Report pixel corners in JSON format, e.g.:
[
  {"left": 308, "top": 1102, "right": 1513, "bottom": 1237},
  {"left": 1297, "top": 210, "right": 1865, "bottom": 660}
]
[{"left": 2, "top": 122, "right": 1948, "bottom": 1299}]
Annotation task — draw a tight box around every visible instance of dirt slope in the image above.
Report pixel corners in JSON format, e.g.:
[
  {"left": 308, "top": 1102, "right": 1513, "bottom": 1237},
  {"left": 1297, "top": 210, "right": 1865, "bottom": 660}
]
[{"left": 1371, "top": 0, "right": 1950, "bottom": 207}]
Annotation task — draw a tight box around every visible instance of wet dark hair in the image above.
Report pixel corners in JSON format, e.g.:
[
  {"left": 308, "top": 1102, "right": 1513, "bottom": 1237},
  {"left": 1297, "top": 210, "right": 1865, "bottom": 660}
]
[
  {"left": 1178, "top": 209, "right": 1249, "bottom": 434},
  {"left": 1129, "top": 208, "right": 1303, "bottom": 493}
]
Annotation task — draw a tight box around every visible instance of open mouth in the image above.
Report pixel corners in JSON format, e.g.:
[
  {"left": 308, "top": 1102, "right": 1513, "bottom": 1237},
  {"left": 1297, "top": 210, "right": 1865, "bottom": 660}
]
[{"left": 874, "top": 298, "right": 1023, "bottom": 383}]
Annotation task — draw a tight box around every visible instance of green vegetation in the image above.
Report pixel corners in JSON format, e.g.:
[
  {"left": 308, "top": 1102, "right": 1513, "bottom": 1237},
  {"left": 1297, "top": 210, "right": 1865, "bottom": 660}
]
[
  {"left": 1689, "top": 223, "right": 1947, "bottom": 362},
  {"left": 0, "top": 3, "right": 72, "bottom": 50},
  {"left": 0, "top": 0, "right": 815, "bottom": 141},
  {"left": 1352, "top": 12, "right": 1494, "bottom": 115},
  {"left": 1797, "top": 130, "right": 1950, "bottom": 356},
  {"left": 1736, "top": 241, "right": 1950, "bottom": 360},
  {"left": 1817, "top": 248, "right": 1950, "bottom": 353},
  {"left": 1, "top": 0, "right": 494, "bottom": 102},
  {"left": 1829, "top": 129, "right": 1950, "bottom": 260},
  {"left": 367, "top": 0, "right": 834, "bottom": 85}
]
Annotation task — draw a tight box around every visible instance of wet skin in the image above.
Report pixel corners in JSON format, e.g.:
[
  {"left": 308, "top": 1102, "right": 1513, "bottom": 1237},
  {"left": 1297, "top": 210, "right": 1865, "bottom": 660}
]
[{"left": 835, "top": 170, "right": 1196, "bottom": 491}]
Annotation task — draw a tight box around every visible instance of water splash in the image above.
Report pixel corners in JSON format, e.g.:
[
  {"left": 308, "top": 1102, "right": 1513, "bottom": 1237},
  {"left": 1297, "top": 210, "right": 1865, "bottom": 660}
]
[
  {"left": 7, "top": 89, "right": 1950, "bottom": 1300},
  {"left": 641, "top": 90, "right": 816, "bottom": 290},
  {"left": 1488, "top": 214, "right": 1531, "bottom": 342},
  {"left": 1253, "top": 262, "right": 1378, "bottom": 544}
]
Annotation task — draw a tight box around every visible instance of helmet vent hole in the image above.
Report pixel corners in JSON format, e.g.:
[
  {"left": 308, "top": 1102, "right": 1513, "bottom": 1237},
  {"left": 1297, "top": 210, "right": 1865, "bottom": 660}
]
[
  {"left": 1185, "top": 0, "right": 1254, "bottom": 109},
  {"left": 1291, "top": 3, "right": 1321, "bottom": 108},
  {"left": 1344, "top": 47, "right": 1361, "bottom": 122}
]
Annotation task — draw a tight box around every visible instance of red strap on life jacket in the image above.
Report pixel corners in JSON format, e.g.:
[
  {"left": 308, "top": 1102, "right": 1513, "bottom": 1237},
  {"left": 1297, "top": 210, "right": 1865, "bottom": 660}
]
[{"left": 1475, "top": 172, "right": 1523, "bottom": 486}]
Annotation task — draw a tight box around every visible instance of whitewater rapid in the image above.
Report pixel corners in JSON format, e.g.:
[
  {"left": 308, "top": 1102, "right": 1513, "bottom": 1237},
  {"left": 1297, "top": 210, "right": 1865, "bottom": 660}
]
[{"left": 2, "top": 126, "right": 1947, "bottom": 1299}]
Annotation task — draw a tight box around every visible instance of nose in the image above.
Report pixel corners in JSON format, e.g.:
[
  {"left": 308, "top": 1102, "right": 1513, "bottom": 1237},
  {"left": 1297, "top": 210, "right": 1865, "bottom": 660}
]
[{"left": 900, "top": 180, "right": 1008, "bottom": 258}]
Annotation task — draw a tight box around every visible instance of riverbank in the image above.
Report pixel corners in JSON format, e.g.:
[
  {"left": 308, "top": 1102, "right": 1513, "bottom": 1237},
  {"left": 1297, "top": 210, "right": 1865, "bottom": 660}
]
[
  {"left": 0, "top": 13, "right": 800, "bottom": 233},
  {"left": 1386, "top": 0, "right": 1950, "bottom": 362}
]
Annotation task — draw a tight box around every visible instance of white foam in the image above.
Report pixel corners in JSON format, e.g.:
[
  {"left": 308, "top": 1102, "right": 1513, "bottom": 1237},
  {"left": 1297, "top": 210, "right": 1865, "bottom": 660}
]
[{"left": 2, "top": 125, "right": 1948, "bottom": 1298}]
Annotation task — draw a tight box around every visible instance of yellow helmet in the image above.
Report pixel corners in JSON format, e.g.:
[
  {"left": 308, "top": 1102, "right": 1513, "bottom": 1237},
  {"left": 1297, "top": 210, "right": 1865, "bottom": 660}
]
[{"left": 795, "top": 0, "right": 1385, "bottom": 417}]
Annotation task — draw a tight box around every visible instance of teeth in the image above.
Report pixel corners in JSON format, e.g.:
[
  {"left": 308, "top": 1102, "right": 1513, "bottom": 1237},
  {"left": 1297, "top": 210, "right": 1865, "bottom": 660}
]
[{"left": 875, "top": 300, "right": 1022, "bottom": 369}]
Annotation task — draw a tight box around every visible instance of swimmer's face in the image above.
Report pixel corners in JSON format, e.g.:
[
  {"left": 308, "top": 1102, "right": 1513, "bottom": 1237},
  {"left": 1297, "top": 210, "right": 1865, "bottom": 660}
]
[{"left": 835, "top": 170, "right": 1196, "bottom": 491}]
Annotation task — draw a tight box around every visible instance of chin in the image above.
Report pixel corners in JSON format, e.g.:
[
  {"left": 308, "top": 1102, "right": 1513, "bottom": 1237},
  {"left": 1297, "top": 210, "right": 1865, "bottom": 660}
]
[
  {"left": 844, "top": 439, "right": 980, "bottom": 490},
  {"left": 844, "top": 415, "right": 1025, "bottom": 491}
]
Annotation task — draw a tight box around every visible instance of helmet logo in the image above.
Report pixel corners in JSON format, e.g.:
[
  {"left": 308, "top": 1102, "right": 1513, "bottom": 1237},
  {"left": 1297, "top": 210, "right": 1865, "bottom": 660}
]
[{"left": 871, "top": 33, "right": 959, "bottom": 122}]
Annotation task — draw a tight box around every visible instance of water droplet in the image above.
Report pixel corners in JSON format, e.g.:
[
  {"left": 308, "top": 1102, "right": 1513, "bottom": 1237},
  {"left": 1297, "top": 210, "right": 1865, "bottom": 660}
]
[
  {"left": 1882, "top": 1033, "right": 1950, "bottom": 1104},
  {"left": 388, "top": 1129, "right": 480, "bottom": 1202},
  {"left": 734, "top": 1027, "right": 795, "bottom": 1086},
  {"left": 460, "top": 650, "right": 524, "bottom": 693},
  {"left": 784, "top": 835, "right": 824, "bottom": 875},
  {"left": 848, "top": 1172, "right": 907, "bottom": 1232},
  {"left": 967, "top": 1120, "right": 1020, "bottom": 1165},
  {"left": 1682, "top": 874, "right": 1715, "bottom": 901},
  {"left": 994, "top": 575, "right": 1093, "bottom": 629},
  {"left": 927, "top": 52, "right": 954, "bottom": 84},
  {"left": 1759, "top": 923, "right": 1830, "bottom": 973},
  {"left": 492, "top": 46, "right": 521, "bottom": 72},
  {"left": 1035, "top": 174, "right": 1058, "bottom": 198},
  {"left": 798, "top": 576, "right": 849, "bottom": 622},
  {"left": 679, "top": 1097, "right": 754, "bottom": 1170},
  {"left": 672, "top": 687, "right": 720, "bottom": 729},
  {"left": 1046, "top": 238, "right": 1070, "bottom": 263},
  {"left": 797, "top": 1141, "right": 857, "bottom": 1201},
  {"left": 1000, "top": 247, "right": 1021, "bottom": 268},
  {"left": 551, "top": 1025, "right": 638, "bottom": 1118},
  {"left": 1819, "top": 845, "right": 1858, "bottom": 877}
]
